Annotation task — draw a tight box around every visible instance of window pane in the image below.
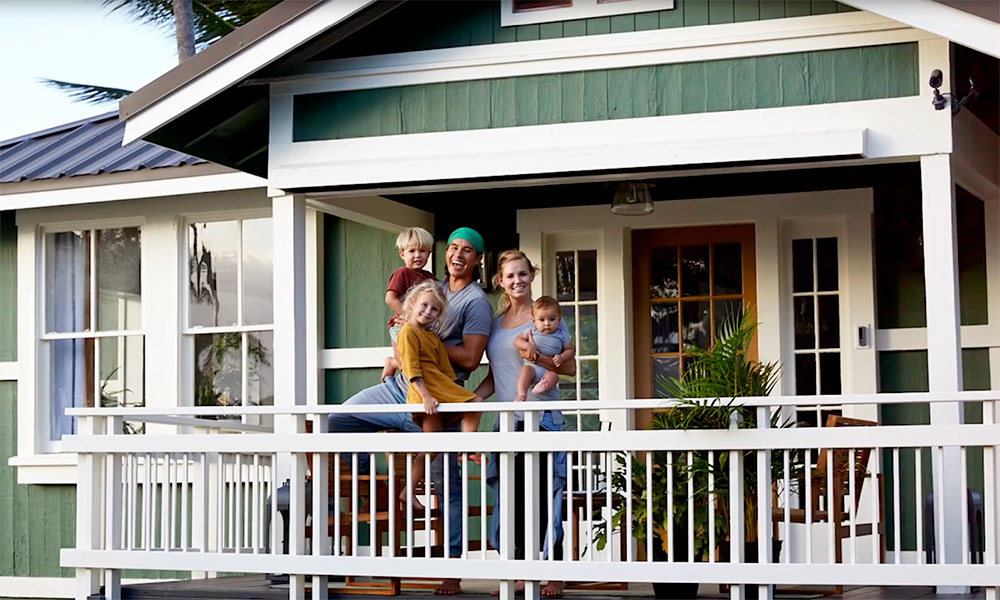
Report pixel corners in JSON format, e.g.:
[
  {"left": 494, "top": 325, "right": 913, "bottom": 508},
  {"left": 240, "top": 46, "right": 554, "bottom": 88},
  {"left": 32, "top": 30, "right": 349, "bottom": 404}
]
[
  {"left": 795, "top": 354, "right": 817, "bottom": 396},
  {"left": 649, "top": 246, "right": 678, "bottom": 299},
  {"left": 242, "top": 219, "right": 273, "bottom": 326},
  {"left": 578, "top": 304, "right": 598, "bottom": 356},
  {"left": 794, "top": 296, "right": 815, "bottom": 349},
  {"left": 579, "top": 359, "right": 599, "bottom": 400},
  {"left": 815, "top": 237, "right": 838, "bottom": 292},
  {"left": 681, "top": 300, "right": 711, "bottom": 350},
  {"left": 796, "top": 408, "right": 819, "bottom": 427},
  {"left": 557, "top": 372, "right": 577, "bottom": 400},
  {"left": 556, "top": 251, "right": 575, "bottom": 302},
  {"left": 651, "top": 302, "right": 679, "bottom": 354},
  {"left": 49, "top": 337, "right": 93, "bottom": 439},
  {"left": 194, "top": 332, "right": 243, "bottom": 407},
  {"left": 246, "top": 331, "right": 274, "bottom": 407},
  {"left": 819, "top": 353, "right": 842, "bottom": 395},
  {"left": 46, "top": 231, "right": 91, "bottom": 334},
  {"left": 792, "top": 239, "right": 813, "bottom": 293},
  {"left": 817, "top": 295, "right": 840, "bottom": 349},
  {"left": 513, "top": 0, "right": 572, "bottom": 11},
  {"left": 578, "top": 250, "right": 597, "bottom": 301},
  {"left": 713, "top": 299, "right": 742, "bottom": 342},
  {"left": 97, "top": 227, "right": 142, "bottom": 331},
  {"left": 652, "top": 356, "right": 680, "bottom": 398},
  {"left": 713, "top": 243, "right": 742, "bottom": 296},
  {"left": 189, "top": 221, "right": 239, "bottom": 328},
  {"left": 563, "top": 305, "right": 577, "bottom": 349},
  {"left": 680, "top": 245, "right": 710, "bottom": 297}
]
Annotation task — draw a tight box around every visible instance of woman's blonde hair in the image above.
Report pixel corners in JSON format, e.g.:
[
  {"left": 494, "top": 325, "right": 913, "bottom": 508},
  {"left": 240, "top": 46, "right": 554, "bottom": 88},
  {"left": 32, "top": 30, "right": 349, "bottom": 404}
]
[
  {"left": 491, "top": 249, "right": 537, "bottom": 316},
  {"left": 401, "top": 280, "right": 448, "bottom": 325}
]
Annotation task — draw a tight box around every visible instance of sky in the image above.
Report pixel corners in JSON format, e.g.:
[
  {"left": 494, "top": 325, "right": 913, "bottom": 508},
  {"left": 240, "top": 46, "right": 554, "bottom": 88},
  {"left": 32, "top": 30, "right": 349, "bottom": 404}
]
[{"left": 0, "top": 0, "right": 178, "bottom": 141}]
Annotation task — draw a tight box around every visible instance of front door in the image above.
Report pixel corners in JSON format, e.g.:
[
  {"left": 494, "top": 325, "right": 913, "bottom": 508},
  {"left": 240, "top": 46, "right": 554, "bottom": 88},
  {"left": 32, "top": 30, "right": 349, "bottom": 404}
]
[{"left": 631, "top": 224, "right": 757, "bottom": 429}]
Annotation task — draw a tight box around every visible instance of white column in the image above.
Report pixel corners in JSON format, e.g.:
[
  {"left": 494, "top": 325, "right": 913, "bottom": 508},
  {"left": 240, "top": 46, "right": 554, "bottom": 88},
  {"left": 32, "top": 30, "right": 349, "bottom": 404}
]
[
  {"left": 920, "top": 154, "right": 968, "bottom": 594},
  {"left": 75, "top": 416, "right": 105, "bottom": 600},
  {"left": 273, "top": 193, "right": 308, "bottom": 600}
]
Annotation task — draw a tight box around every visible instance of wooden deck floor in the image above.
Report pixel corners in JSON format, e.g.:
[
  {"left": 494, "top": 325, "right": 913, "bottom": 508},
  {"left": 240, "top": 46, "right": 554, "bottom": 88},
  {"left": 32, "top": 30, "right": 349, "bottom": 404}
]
[{"left": 93, "top": 577, "right": 988, "bottom": 600}]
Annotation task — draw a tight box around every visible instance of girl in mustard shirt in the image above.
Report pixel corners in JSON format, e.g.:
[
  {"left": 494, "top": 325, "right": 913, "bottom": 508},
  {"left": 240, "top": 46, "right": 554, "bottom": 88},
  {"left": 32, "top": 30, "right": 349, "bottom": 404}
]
[{"left": 396, "top": 280, "right": 484, "bottom": 508}]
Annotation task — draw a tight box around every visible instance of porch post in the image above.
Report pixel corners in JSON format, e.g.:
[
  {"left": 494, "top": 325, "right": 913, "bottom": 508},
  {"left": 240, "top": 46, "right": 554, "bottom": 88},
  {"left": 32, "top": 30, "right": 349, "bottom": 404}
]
[
  {"left": 919, "top": 154, "right": 968, "bottom": 594},
  {"left": 75, "top": 416, "right": 105, "bottom": 600},
  {"left": 273, "top": 193, "right": 308, "bottom": 600}
]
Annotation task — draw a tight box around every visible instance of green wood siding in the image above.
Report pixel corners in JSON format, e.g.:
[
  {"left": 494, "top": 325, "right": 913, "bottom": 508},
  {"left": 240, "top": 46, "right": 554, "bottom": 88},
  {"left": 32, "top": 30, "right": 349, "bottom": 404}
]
[
  {"left": 294, "top": 44, "right": 918, "bottom": 142},
  {"left": 879, "top": 349, "right": 991, "bottom": 552},
  {"left": 316, "top": 0, "right": 857, "bottom": 61},
  {"left": 1, "top": 212, "right": 15, "bottom": 361}
]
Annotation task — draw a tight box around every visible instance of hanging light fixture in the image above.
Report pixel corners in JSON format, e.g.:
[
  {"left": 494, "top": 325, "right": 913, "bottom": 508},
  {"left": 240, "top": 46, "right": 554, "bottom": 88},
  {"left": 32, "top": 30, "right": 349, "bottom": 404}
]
[{"left": 610, "top": 182, "right": 654, "bottom": 216}]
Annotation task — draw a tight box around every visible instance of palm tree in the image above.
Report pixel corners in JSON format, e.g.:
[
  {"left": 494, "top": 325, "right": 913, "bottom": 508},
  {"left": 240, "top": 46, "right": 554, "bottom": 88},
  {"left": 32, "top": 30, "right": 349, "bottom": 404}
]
[{"left": 43, "top": 0, "right": 273, "bottom": 104}]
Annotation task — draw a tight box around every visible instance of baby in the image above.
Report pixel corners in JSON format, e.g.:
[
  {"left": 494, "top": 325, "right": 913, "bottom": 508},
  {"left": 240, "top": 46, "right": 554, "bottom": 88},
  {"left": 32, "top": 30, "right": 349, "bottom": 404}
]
[{"left": 514, "top": 296, "right": 574, "bottom": 403}]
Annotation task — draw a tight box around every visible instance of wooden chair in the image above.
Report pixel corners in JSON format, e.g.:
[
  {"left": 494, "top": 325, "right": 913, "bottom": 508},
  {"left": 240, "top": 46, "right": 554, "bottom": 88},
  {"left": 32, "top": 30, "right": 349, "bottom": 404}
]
[{"left": 771, "top": 415, "right": 886, "bottom": 593}]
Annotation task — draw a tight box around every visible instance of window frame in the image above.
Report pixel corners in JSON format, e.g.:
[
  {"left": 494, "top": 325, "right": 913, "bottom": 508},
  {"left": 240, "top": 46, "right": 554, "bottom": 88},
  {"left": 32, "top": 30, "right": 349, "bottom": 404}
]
[
  {"left": 500, "top": 0, "right": 674, "bottom": 28},
  {"left": 181, "top": 211, "right": 275, "bottom": 417}
]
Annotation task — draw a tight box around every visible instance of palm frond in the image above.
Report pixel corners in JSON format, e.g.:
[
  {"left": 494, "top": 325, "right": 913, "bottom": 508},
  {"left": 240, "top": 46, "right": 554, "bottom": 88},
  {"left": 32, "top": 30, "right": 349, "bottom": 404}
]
[{"left": 41, "top": 79, "right": 132, "bottom": 105}]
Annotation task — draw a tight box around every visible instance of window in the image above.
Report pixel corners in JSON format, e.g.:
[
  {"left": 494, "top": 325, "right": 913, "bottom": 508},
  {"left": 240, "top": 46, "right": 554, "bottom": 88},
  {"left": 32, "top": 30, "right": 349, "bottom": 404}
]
[
  {"left": 502, "top": 0, "right": 673, "bottom": 27},
  {"left": 790, "top": 237, "right": 843, "bottom": 429},
  {"left": 42, "top": 227, "right": 144, "bottom": 442},
  {"left": 185, "top": 219, "right": 274, "bottom": 414}
]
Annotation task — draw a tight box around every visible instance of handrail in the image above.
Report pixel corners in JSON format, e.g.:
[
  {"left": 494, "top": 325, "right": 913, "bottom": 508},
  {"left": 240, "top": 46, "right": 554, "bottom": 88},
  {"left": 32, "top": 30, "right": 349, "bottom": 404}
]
[{"left": 64, "top": 390, "right": 1000, "bottom": 418}]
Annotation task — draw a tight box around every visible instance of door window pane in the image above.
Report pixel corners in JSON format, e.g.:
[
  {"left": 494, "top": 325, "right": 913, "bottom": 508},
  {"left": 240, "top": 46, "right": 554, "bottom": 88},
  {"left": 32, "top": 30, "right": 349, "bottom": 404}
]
[
  {"left": 713, "top": 243, "right": 742, "bottom": 295},
  {"left": 650, "top": 246, "right": 678, "bottom": 298},
  {"left": 714, "top": 299, "right": 742, "bottom": 337},
  {"left": 681, "top": 300, "right": 711, "bottom": 350},
  {"left": 819, "top": 353, "right": 842, "bottom": 395},
  {"left": 653, "top": 356, "right": 681, "bottom": 398},
  {"left": 578, "top": 250, "right": 598, "bottom": 301},
  {"left": 556, "top": 251, "right": 575, "bottom": 302},
  {"left": 794, "top": 296, "right": 815, "bottom": 349},
  {"left": 792, "top": 239, "right": 813, "bottom": 293},
  {"left": 817, "top": 295, "right": 840, "bottom": 349},
  {"left": 651, "top": 303, "right": 679, "bottom": 354},
  {"left": 795, "top": 354, "right": 817, "bottom": 396},
  {"left": 815, "top": 237, "right": 838, "bottom": 292},
  {"left": 680, "top": 245, "right": 710, "bottom": 297},
  {"left": 579, "top": 359, "right": 599, "bottom": 400},
  {"left": 579, "top": 304, "right": 598, "bottom": 356}
]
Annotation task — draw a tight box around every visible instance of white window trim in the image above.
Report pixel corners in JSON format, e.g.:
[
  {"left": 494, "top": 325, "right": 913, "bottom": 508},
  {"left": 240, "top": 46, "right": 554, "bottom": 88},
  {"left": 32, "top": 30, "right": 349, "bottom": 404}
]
[
  {"left": 13, "top": 188, "right": 271, "bottom": 484},
  {"left": 501, "top": 0, "right": 674, "bottom": 28}
]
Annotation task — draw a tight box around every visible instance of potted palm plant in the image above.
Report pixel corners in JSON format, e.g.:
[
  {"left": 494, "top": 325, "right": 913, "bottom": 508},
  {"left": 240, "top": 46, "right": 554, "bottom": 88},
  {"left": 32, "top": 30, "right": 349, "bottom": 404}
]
[{"left": 597, "top": 309, "right": 794, "bottom": 599}]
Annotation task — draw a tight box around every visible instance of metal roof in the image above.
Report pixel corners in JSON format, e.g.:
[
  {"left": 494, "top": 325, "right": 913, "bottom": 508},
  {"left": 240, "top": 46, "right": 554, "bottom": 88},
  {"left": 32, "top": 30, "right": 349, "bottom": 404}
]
[{"left": 0, "top": 111, "right": 204, "bottom": 184}]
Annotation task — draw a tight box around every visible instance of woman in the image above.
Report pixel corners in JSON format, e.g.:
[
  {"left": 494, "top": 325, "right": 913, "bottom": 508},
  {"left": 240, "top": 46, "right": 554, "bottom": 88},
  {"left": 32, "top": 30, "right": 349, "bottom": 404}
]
[{"left": 474, "top": 250, "right": 575, "bottom": 598}]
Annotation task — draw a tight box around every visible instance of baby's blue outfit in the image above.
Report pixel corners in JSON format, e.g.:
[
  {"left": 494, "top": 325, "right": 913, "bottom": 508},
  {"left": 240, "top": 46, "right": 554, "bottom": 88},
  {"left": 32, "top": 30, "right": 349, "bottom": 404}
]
[{"left": 524, "top": 320, "right": 571, "bottom": 383}]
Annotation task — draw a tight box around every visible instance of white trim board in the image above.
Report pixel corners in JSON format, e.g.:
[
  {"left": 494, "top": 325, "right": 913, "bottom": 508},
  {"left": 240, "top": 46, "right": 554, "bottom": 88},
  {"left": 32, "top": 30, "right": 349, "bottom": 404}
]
[
  {"left": 267, "top": 12, "right": 926, "bottom": 96},
  {"left": 122, "top": 0, "right": 378, "bottom": 145},
  {"left": 0, "top": 172, "right": 266, "bottom": 211},
  {"left": 841, "top": 0, "right": 1000, "bottom": 59},
  {"left": 500, "top": 0, "right": 673, "bottom": 28},
  {"left": 0, "top": 361, "right": 16, "bottom": 381},
  {"left": 878, "top": 325, "right": 1000, "bottom": 352},
  {"left": 0, "top": 576, "right": 179, "bottom": 599}
]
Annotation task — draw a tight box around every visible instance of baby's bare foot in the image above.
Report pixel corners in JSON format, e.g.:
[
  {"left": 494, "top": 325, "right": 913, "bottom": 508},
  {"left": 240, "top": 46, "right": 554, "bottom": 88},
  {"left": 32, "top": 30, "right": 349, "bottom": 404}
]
[{"left": 532, "top": 379, "right": 554, "bottom": 394}]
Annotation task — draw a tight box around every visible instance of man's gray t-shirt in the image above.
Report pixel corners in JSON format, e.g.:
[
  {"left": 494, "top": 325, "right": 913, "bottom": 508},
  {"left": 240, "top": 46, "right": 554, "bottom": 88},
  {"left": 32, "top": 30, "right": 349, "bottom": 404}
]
[{"left": 393, "top": 279, "right": 492, "bottom": 391}]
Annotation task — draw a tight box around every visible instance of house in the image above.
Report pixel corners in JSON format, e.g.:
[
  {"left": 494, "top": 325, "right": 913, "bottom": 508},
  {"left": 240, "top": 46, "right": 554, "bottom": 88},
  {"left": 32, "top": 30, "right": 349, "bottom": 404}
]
[{"left": 1, "top": 1, "right": 998, "bottom": 599}]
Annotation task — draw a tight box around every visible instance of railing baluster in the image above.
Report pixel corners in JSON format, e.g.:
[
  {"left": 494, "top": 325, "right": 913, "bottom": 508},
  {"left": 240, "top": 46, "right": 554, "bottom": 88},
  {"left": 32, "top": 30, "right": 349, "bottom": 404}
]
[
  {"left": 370, "top": 452, "right": 377, "bottom": 557},
  {"left": 783, "top": 449, "right": 790, "bottom": 564},
  {"left": 915, "top": 447, "right": 924, "bottom": 564},
  {"left": 235, "top": 453, "right": 243, "bottom": 554},
  {"left": 389, "top": 452, "right": 396, "bottom": 558},
  {"left": 934, "top": 445, "right": 945, "bottom": 564},
  {"left": 444, "top": 451, "right": 451, "bottom": 562},
  {"left": 567, "top": 452, "right": 575, "bottom": 561},
  {"left": 406, "top": 453, "right": 413, "bottom": 558},
  {"left": 849, "top": 448, "right": 856, "bottom": 564},
  {"left": 352, "top": 452, "right": 360, "bottom": 557},
  {"left": 144, "top": 452, "right": 152, "bottom": 551},
  {"left": 892, "top": 448, "right": 901, "bottom": 564},
  {"left": 960, "top": 446, "right": 969, "bottom": 565},
  {"left": 626, "top": 451, "right": 633, "bottom": 563},
  {"left": 606, "top": 451, "right": 613, "bottom": 562},
  {"left": 826, "top": 449, "right": 834, "bottom": 563},
  {"left": 709, "top": 450, "right": 715, "bottom": 564},
  {"left": 166, "top": 453, "right": 175, "bottom": 550},
  {"left": 334, "top": 453, "right": 342, "bottom": 557},
  {"left": 424, "top": 451, "right": 431, "bottom": 558},
  {"left": 870, "top": 447, "right": 880, "bottom": 564},
  {"left": 804, "top": 452, "right": 812, "bottom": 564},
  {"left": 182, "top": 453, "right": 190, "bottom": 551},
  {"left": 217, "top": 453, "right": 225, "bottom": 553},
  {"left": 586, "top": 451, "right": 594, "bottom": 561},
  {"left": 547, "top": 451, "right": 554, "bottom": 562},
  {"left": 481, "top": 453, "right": 488, "bottom": 560},
  {"left": 252, "top": 454, "right": 260, "bottom": 554},
  {"left": 687, "top": 451, "right": 694, "bottom": 564},
  {"left": 666, "top": 451, "right": 672, "bottom": 564},
  {"left": 647, "top": 451, "right": 653, "bottom": 563},
  {"left": 461, "top": 452, "right": 468, "bottom": 559}
]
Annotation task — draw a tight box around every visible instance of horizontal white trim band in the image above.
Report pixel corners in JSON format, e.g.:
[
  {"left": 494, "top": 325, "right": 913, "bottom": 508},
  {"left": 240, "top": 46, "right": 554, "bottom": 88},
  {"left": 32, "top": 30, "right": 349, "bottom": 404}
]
[
  {"left": 41, "top": 330, "right": 144, "bottom": 340},
  {"left": 0, "top": 576, "right": 178, "bottom": 599},
  {"left": 0, "top": 361, "right": 17, "bottom": 381},
  {"left": 0, "top": 172, "right": 266, "bottom": 210},
  {"left": 60, "top": 550, "right": 1000, "bottom": 586},
  {"left": 268, "top": 12, "right": 925, "bottom": 96},
  {"left": 877, "top": 324, "right": 1000, "bottom": 351},
  {"left": 60, "top": 424, "right": 1000, "bottom": 454}
]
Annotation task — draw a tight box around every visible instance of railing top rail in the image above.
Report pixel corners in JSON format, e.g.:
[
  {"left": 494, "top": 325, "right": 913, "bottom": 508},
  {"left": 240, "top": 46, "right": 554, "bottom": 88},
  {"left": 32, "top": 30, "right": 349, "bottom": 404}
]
[{"left": 65, "top": 390, "right": 1000, "bottom": 418}]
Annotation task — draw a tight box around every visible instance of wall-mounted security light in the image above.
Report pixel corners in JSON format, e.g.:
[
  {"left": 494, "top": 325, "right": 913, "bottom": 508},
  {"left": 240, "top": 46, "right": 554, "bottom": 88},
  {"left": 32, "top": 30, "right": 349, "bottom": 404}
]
[{"left": 929, "top": 69, "right": 979, "bottom": 115}]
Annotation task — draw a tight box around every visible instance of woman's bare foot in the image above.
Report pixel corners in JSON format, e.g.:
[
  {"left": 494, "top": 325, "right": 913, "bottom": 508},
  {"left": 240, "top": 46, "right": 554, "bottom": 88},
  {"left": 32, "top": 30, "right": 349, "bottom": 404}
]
[
  {"left": 491, "top": 581, "right": 525, "bottom": 596},
  {"left": 435, "top": 579, "right": 462, "bottom": 595},
  {"left": 541, "top": 581, "right": 564, "bottom": 597}
]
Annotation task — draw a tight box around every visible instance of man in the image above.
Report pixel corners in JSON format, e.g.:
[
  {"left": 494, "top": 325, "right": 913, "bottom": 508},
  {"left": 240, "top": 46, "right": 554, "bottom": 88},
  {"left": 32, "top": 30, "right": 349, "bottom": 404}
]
[{"left": 330, "top": 227, "right": 491, "bottom": 596}]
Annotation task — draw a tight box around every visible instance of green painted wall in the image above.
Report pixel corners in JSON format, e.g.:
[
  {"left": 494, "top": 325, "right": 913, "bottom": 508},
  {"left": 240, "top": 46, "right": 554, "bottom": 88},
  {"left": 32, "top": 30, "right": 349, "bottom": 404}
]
[
  {"left": 879, "top": 349, "right": 991, "bottom": 552},
  {"left": 294, "top": 43, "right": 918, "bottom": 142},
  {"left": 317, "top": 0, "right": 856, "bottom": 61},
  {"left": 1, "top": 211, "right": 15, "bottom": 361}
]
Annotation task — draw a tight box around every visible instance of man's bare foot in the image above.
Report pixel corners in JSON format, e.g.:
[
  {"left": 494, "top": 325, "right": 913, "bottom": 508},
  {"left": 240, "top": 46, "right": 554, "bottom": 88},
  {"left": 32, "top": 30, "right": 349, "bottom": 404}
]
[
  {"left": 491, "top": 581, "right": 525, "bottom": 596},
  {"left": 514, "top": 394, "right": 527, "bottom": 402},
  {"left": 435, "top": 579, "right": 462, "bottom": 595},
  {"left": 541, "top": 581, "right": 564, "bottom": 597},
  {"left": 399, "top": 491, "right": 425, "bottom": 512}
]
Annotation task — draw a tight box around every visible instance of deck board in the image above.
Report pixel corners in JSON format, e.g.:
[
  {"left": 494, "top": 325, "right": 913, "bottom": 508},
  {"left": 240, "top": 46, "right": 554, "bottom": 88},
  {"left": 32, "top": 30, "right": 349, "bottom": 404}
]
[{"left": 91, "top": 578, "right": 987, "bottom": 600}]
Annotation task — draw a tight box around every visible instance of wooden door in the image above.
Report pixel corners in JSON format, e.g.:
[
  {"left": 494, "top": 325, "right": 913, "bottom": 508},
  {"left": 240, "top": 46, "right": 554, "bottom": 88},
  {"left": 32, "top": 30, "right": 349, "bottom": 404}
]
[{"left": 632, "top": 224, "right": 757, "bottom": 428}]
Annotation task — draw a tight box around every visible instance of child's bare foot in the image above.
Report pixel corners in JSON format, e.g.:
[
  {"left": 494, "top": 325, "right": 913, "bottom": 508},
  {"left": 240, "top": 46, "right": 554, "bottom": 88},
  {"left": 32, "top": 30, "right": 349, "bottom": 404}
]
[
  {"left": 491, "top": 581, "right": 525, "bottom": 596},
  {"left": 541, "top": 581, "right": 564, "bottom": 597},
  {"left": 514, "top": 394, "right": 527, "bottom": 403},
  {"left": 435, "top": 579, "right": 462, "bottom": 595}
]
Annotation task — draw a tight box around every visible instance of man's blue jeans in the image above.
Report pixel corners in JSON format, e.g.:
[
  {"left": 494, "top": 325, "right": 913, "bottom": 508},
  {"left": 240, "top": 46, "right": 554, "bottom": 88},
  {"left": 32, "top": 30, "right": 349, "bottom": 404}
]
[{"left": 329, "top": 376, "right": 465, "bottom": 557}]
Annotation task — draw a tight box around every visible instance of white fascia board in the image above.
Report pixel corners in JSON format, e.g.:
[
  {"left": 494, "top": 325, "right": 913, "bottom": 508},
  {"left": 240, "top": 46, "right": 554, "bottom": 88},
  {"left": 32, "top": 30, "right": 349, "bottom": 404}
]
[
  {"left": 270, "top": 11, "right": 923, "bottom": 96},
  {"left": 0, "top": 172, "right": 266, "bottom": 211},
  {"left": 841, "top": 0, "right": 1000, "bottom": 59},
  {"left": 8, "top": 453, "right": 78, "bottom": 485},
  {"left": 269, "top": 95, "right": 960, "bottom": 189},
  {"left": 122, "top": 0, "right": 377, "bottom": 146},
  {"left": 307, "top": 195, "right": 434, "bottom": 233}
]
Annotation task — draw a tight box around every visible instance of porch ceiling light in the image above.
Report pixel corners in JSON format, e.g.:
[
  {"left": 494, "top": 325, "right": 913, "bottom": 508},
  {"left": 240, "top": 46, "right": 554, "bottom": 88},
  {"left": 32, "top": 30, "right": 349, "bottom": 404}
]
[{"left": 610, "top": 182, "right": 654, "bottom": 216}]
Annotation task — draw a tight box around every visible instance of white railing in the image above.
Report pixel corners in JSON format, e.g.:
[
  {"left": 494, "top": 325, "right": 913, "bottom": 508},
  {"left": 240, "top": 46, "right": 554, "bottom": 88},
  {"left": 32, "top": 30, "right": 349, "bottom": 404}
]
[{"left": 61, "top": 392, "right": 1000, "bottom": 600}]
